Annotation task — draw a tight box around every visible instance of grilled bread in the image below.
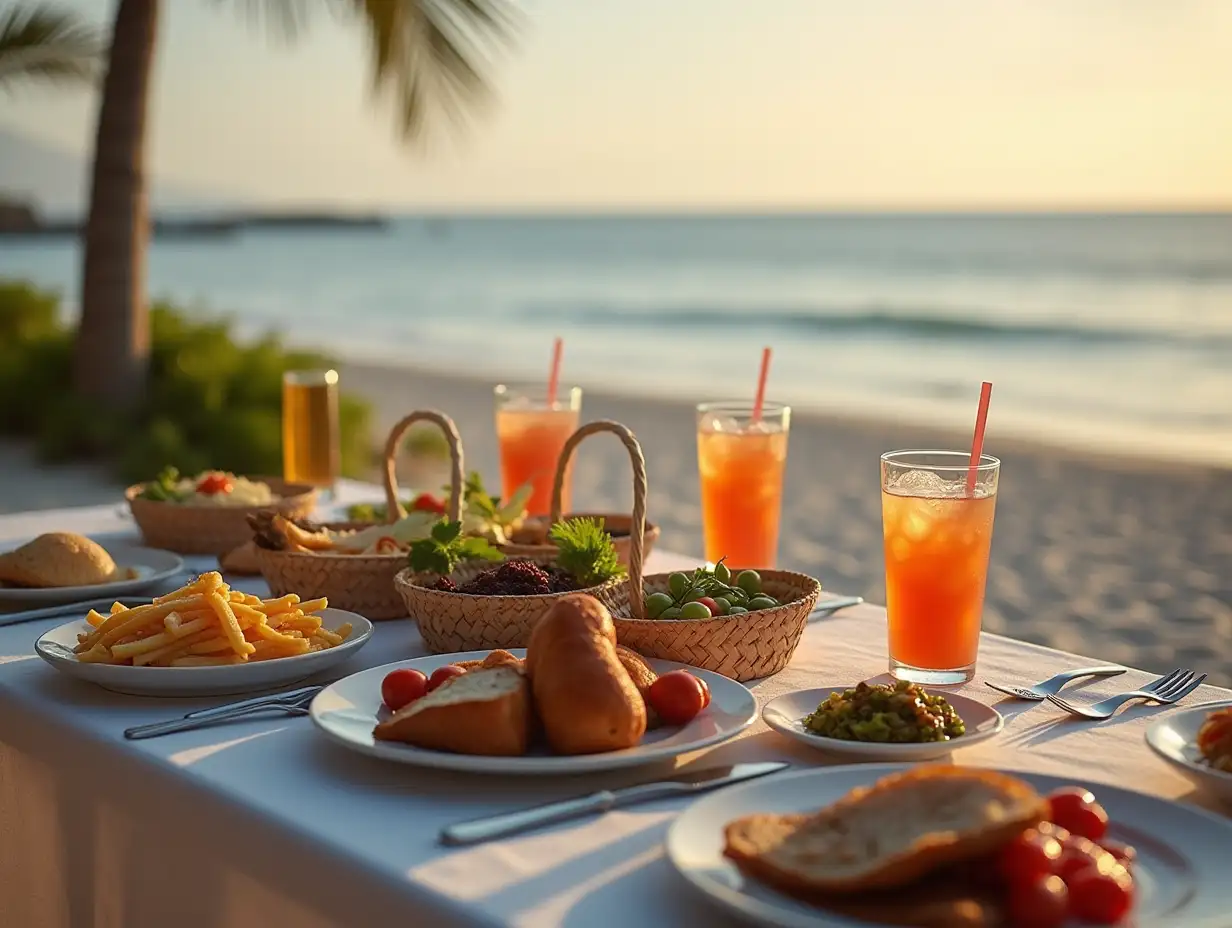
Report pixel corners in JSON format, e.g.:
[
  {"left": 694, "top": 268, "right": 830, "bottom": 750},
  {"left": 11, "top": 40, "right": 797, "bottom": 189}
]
[
  {"left": 724, "top": 766, "right": 1046, "bottom": 896},
  {"left": 452, "top": 649, "right": 524, "bottom": 673},
  {"left": 0, "top": 532, "right": 118, "bottom": 588},
  {"left": 373, "top": 666, "right": 530, "bottom": 756}
]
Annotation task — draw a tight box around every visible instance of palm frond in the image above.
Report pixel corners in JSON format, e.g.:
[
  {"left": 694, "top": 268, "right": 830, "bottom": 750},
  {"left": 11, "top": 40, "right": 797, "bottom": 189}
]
[
  {"left": 0, "top": 2, "right": 103, "bottom": 90},
  {"left": 215, "top": 0, "right": 317, "bottom": 44},
  {"left": 348, "top": 0, "right": 520, "bottom": 145}
]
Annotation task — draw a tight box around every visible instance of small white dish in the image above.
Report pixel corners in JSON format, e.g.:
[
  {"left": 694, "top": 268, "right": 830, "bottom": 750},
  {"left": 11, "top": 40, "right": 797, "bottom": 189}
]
[
  {"left": 0, "top": 540, "right": 185, "bottom": 605},
  {"left": 762, "top": 686, "right": 1004, "bottom": 761},
  {"left": 310, "top": 650, "right": 757, "bottom": 775},
  {"left": 667, "top": 764, "right": 1232, "bottom": 928},
  {"left": 1146, "top": 700, "right": 1232, "bottom": 806},
  {"left": 35, "top": 608, "right": 373, "bottom": 697}
]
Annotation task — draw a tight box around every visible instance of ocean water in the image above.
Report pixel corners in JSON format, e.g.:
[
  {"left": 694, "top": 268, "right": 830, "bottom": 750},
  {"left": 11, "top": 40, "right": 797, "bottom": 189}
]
[{"left": 4, "top": 213, "right": 1231, "bottom": 466}]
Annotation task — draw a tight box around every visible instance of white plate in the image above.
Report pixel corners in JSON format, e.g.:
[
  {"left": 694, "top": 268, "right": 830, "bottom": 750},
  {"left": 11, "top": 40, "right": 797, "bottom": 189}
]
[
  {"left": 310, "top": 650, "right": 756, "bottom": 775},
  {"left": 1146, "top": 700, "right": 1232, "bottom": 806},
  {"left": 35, "top": 608, "right": 373, "bottom": 696},
  {"left": 0, "top": 539, "right": 185, "bottom": 605},
  {"left": 667, "top": 763, "right": 1231, "bottom": 928},
  {"left": 762, "top": 687, "right": 1004, "bottom": 761}
]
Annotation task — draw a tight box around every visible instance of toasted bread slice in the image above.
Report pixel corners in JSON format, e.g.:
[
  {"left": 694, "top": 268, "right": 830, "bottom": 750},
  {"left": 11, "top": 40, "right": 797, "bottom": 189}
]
[
  {"left": 723, "top": 766, "right": 1046, "bottom": 895},
  {"left": 373, "top": 666, "right": 530, "bottom": 756}
]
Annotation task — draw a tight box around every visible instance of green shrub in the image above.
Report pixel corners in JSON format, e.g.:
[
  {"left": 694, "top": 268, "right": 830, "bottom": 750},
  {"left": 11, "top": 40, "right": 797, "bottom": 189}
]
[{"left": 0, "top": 279, "right": 373, "bottom": 485}]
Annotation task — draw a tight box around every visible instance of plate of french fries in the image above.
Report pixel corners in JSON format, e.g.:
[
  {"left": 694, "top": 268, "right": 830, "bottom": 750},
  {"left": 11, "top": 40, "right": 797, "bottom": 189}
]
[{"left": 34, "top": 572, "right": 373, "bottom": 696}]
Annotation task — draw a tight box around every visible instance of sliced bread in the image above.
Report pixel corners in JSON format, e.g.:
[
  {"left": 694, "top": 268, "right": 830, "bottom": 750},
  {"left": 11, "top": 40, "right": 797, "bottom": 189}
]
[
  {"left": 723, "top": 766, "right": 1046, "bottom": 895},
  {"left": 373, "top": 666, "right": 531, "bottom": 756}
]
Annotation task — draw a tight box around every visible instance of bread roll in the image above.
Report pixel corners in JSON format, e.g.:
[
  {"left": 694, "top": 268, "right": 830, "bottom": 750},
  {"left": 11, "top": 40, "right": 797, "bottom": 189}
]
[
  {"left": 0, "top": 532, "right": 118, "bottom": 588},
  {"left": 615, "top": 645, "right": 662, "bottom": 729},
  {"left": 373, "top": 666, "right": 530, "bottom": 756},
  {"left": 724, "top": 766, "right": 1046, "bottom": 895},
  {"left": 526, "top": 595, "right": 646, "bottom": 754}
]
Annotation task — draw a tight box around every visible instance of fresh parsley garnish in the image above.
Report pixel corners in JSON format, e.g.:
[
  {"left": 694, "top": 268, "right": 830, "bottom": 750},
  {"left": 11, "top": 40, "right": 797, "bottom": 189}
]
[
  {"left": 550, "top": 517, "right": 625, "bottom": 587},
  {"left": 408, "top": 519, "right": 504, "bottom": 576}
]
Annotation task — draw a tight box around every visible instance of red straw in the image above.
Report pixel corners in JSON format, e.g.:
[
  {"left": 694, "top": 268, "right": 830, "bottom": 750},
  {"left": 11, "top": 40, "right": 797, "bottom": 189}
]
[
  {"left": 547, "top": 337, "right": 563, "bottom": 407},
  {"left": 966, "top": 381, "right": 993, "bottom": 496},
  {"left": 752, "top": 347, "right": 772, "bottom": 422}
]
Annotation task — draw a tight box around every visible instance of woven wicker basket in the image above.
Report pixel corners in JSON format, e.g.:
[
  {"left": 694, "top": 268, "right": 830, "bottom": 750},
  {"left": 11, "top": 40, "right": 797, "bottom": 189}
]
[
  {"left": 255, "top": 410, "right": 464, "bottom": 620},
  {"left": 497, "top": 420, "right": 661, "bottom": 566},
  {"left": 395, "top": 421, "right": 651, "bottom": 652},
  {"left": 607, "top": 568, "right": 821, "bottom": 681},
  {"left": 126, "top": 477, "right": 316, "bottom": 556}
]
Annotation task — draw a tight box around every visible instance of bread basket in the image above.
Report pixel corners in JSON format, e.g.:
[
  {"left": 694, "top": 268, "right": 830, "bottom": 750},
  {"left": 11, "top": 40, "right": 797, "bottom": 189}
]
[
  {"left": 126, "top": 477, "right": 316, "bottom": 556},
  {"left": 497, "top": 420, "right": 661, "bottom": 566},
  {"left": 256, "top": 410, "right": 464, "bottom": 620},
  {"left": 393, "top": 421, "right": 651, "bottom": 653}
]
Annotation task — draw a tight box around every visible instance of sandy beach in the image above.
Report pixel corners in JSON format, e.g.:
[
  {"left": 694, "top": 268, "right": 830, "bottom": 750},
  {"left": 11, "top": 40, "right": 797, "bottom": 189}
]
[{"left": 2, "top": 360, "right": 1229, "bottom": 687}]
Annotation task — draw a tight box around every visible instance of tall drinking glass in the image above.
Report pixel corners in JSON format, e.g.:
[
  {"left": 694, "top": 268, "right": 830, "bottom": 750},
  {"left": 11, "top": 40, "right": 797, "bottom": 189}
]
[
  {"left": 282, "top": 369, "right": 340, "bottom": 496},
  {"left": 494, "top": 384, "right": 583, "bottom": 517},
  {"left": 697, "top": 402, "right": 791, "bottom": 568},
  {"left": 880, "top": 450, "right": 1000, "bottom": 685}
]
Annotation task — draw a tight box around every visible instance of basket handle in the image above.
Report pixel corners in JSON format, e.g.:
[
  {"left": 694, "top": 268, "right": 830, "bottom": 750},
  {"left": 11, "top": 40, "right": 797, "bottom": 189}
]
[
  {"left": 549, "top": 420, "right": 647, "bottom": 619},
  {"left": 382, "top": 410, "right": 464, "bottom": 524}
]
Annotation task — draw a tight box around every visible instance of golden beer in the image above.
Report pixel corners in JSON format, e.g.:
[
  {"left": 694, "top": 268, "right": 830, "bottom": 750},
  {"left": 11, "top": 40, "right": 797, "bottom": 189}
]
[{"left": 282, "top": 369, "right": 340, "bottom": 489}]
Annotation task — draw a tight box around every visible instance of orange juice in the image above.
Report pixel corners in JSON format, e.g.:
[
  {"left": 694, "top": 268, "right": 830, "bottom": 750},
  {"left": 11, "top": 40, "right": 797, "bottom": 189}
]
[
  {"left": 494, "top": 385, "right": 583, "bottom": 517},
  {"left": 880, "top": 451, "right": 999, "bottom": 684},
  {"left": 697, "top": 403, "right": 790, "bottom": 567},
  {"left": 282, "top": 370, "right": 339, "bottom": 488}
]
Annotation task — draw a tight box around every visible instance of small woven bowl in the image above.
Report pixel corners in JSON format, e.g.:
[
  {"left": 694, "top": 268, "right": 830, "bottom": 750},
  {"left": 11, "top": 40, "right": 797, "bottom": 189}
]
[
  {"left": 607, "top": 569, "right": 822, "bottom": 682},
  {"left": 496, "top": 420, "right": 660, "bottom": 567},
  {"left": 126, "top": 477, "right": 316, "bottom": 556},
  {"left": 393, "top": 562, "right": 626, "bottom": 653},
  {"left": 253, "top": 409, "right": 466, "bottom": 620}
]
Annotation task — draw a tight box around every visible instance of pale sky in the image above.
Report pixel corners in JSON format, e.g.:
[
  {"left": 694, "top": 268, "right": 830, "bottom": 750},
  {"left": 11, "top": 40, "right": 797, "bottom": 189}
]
[{"left": 4, "top": 0, "right": 1232, "bottom": 210}]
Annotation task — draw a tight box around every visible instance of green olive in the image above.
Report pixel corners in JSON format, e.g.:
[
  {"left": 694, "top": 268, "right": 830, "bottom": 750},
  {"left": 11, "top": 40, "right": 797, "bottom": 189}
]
[
  {"left": 644, "top": 592, "right": 674, "bottom": 619},
  {"left": 668, "top": 572, "right": 690, "bottom": 599},
  {"left": 659, "top": 606, "right": 682, "bottom": 620},
  {"left": 711, "top": 597, "right": 731, "bottom": 615},
  {"left": 726, "top": 605, "right": 748, "bottom": 615},
  {"left": 747, "top": 596, "right": 778, "bottom": 612},
  {"left": 713, "top": 562, "right": 732, "bottom": 584},
  {"left": 736, "top": 570, "right": 763, "bottom": 595},
  {"left": 680, "top": 601, "right": 713, "bottom": 620}
]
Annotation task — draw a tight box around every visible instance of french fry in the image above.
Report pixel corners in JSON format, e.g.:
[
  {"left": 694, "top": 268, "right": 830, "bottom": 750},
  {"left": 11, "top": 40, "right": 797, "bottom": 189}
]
[
  {"left": 206, "top": 591, "right": 254, "bottom": 656},
  {"left": 71, "top": 579, "right": 333, "bottom": 667}
]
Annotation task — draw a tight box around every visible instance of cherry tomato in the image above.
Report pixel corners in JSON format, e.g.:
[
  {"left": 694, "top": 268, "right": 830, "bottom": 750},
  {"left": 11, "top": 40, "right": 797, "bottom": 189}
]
[
  {"left": 696, "top": 597, "right": 722, "bottom": 615},
  {"left": 648, "top": 670, "right": 707, "bottom": 726},
  {"left": 1068, "top": 864, "right": 1135, "bottom": 924},
  {"left": 1099, "top": 839, "right": 1137, "bottom": 866},
  {"left": 410, "top": 493, "right": 447, "bottom": 514},
  {"left": 1048, "top": 786, "right": 1109, "bottom": 841},
  {"left": 1008, "top": 875, "right": 1068, "bottom": 928},
  {"left": 381, "top": 668, "right": 429, "bottom": 710},
  {"left": 998, "top": 829, "right": 1063, "bottom": 886},
  {"left": 428, "top": 664, "right": 467, "bottom": 691},
  {"left": 1056, "top": 837, "right": 1117, "bottom": 883},
  {"left": 196, "top": 473, "right": 233, "bottom": 495}
]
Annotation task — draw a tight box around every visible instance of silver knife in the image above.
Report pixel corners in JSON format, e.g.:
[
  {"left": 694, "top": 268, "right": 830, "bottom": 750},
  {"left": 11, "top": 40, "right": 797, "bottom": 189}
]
[
  {"left": 0, "top": 596, "right": 151, "bottom": 629},
  {"left": 439, "top": 761, "right": 789, "bottom": 846}
]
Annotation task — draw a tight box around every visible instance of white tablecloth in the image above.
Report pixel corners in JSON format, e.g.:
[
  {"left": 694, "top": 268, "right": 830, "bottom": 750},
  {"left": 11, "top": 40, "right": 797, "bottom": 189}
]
[{"left": 1, "top": 487, "right": 1227, "bottom": 928}]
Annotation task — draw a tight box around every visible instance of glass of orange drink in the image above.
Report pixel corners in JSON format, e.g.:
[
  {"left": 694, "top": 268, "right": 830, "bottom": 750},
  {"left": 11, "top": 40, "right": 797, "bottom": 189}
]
[
  {"left": 282, "top": 369, "right": 340, "bottom": 496},
  {"left": 881, "top": 450, "right": 1000, "bottom": 685},
  {"left": 494, "top": 384, "right": 583, "bottom": 517},
  {"left": 697, "top": 402, "right": 791, "bottom": 568}
]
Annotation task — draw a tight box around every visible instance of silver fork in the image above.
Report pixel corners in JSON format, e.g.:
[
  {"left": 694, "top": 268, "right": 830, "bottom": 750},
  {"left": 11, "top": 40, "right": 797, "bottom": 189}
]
[
  {"left": 1046, "top": 669, "right": 1207, "bottom": 720},
  {"left": 986, "top": 666, "right": 1127, "bottom": 701},
  {"left": 124, "top": 686, "right": 321, "bottom": 740}
]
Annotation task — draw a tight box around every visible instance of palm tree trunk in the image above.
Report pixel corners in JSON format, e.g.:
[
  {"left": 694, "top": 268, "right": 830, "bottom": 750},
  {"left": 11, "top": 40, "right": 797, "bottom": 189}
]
[{"left": 73, "top": 0, "right": 160, "bottom": 411}]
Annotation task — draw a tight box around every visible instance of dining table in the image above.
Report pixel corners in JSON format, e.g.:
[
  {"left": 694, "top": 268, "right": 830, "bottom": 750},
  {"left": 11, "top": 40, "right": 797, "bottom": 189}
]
[{"left": 0, "top": 480, "right": 1227, "bottom": 928}]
